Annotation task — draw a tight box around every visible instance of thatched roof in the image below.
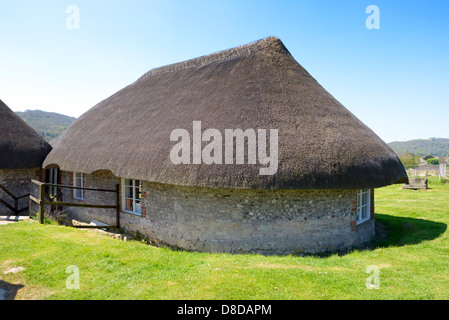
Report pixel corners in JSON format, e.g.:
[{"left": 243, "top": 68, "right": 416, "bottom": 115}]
[
  {"left": 0, "top": 100, "right": 52, "bottom": 169},
  {"left": 44, "top": 37, "right": 408, "bottom": 189}
]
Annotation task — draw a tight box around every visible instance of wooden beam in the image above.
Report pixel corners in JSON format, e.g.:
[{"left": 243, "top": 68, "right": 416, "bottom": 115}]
[
  {"left": 31, "top": 179, "right": 44, "bottom": 187},
  {"left": 43, "top": 183, "right": 116, "bottom": 193},
  {"left": 29, "top": 195, "right": 41, "bottom": 204},
  {"left": 30, "top": 179, "right": 121, "bottom": 225},
  {"left": 116, "top": 184, "right": 120, "bottom": 229},
  {"left": 32, "top": 180, "right": 116, "bottom": 193},
  {"left": 40, "top": 200, "right": 117, "bottom": 209},
  {"left": 39, "top": 183, "right": 45, "bottom": 224},
  {"left": 73, "top": 225, "right": 120, "bottom": 229}
]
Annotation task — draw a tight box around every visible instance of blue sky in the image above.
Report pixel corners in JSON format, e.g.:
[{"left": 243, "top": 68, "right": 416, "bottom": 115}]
[{"left": 0, "top": 0, "right": 448, "bottom": 143}]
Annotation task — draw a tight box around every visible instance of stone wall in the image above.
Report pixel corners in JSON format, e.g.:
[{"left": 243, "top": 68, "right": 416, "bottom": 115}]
[
  {"left": 0, "top": 168, "right": 41, "bottom": 215},
  {"left": 59, "top": 170, "right": 119, "bottom": 225},
  {"left": 137, "top": 182, "right": 374, "bottom": 254},
  {"left": 57, "top": 170, "right": 375, "bottom": 255}
]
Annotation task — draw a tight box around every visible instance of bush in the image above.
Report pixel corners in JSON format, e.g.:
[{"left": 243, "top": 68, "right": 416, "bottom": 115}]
[
  {"left": 427, "top": 158, "right": 439, "bottom": 165},
  {"left": 428, "top": 177, "right": 447, "bottom": 185}
]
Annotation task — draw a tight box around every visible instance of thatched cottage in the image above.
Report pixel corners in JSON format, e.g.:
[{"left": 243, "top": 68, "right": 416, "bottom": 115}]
[
  {"left": 43, "top": 37, "right": 408, "bottom": 254},
  {"left": 0, "top": 100, "right": 52, "bottom": 215}
]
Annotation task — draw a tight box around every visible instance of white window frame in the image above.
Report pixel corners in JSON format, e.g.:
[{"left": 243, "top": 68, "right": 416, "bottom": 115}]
[
  {"left": 73, "top": 172, "right": 84, "bottom": 200},
  {"left": 121, "top": 178, "right": 142, "bottom": 216},
  {"left": 357, "top": 189, "right": 371, "bottom": 224},
  {"left": 48, "top": 168, "right": 58, "bottom": 198}
]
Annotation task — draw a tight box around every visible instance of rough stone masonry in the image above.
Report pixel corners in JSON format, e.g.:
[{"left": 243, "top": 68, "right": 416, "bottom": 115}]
[{"left": 59, "top": 170, "right": 375, "bottom": 255}]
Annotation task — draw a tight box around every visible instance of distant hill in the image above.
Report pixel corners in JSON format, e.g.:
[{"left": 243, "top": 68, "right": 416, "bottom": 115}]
[
  {"left": 15, "top": 110, "right": 76, "bottom": 142},
  {"left": 388, "top": 138, "right": 449, "bottom": 157}
]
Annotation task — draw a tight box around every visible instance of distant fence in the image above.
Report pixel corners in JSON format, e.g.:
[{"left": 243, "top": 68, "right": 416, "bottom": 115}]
[{"left": 404, "top": 163, "right": 447, "bottom": 178}]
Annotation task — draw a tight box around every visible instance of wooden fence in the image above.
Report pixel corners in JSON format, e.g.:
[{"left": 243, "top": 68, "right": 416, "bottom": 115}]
[{"left": 29, "top": 179, "right": 120, "bottom": 229}]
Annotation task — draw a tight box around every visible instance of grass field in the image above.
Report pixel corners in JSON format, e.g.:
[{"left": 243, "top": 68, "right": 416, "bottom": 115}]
[{"left": 1, "top": 178, "right": 448, "bottom": 300}]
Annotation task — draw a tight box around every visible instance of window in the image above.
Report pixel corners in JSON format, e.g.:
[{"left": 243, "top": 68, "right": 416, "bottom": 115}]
[
  {"left": 73, "top": 172, "right": 84, "bottom": 200},
  {"left": 122, "top": 178, "right": 142, "bottom": 215},
  {"left": 46, "top": 168, "right": 58, "bottom": 198},
  {"left": 357, "top": 189, "right": 371, "bottom": 224}
]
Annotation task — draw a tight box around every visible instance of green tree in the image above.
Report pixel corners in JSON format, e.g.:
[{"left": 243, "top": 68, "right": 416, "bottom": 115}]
[{"left": 398, "top": 153, "right": 420, "bottom": 166}]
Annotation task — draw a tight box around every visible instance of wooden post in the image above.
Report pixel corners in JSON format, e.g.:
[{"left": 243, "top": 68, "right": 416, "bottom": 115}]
[
  {"left": 39, "top": 183, "right": 45, "bottom": 224},
  {"left": 29, "top": 183, "right": 33, "bottom": 219},
  {"left": 116, "top": 184, "right": 120, "bottom": 229}
]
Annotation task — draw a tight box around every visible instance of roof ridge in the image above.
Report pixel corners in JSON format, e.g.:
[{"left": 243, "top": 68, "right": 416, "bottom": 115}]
[{"left": 139, "top": 36, "right": 280, "bottom": 80}]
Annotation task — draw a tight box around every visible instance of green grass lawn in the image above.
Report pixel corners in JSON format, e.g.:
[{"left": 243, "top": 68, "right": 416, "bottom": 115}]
[{"left": 1, "top": 179, "right": 448, "bottom": 300}]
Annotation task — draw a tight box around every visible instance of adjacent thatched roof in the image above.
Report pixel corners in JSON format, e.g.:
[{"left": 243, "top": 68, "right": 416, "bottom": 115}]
[
  {"left": 44, "top": 36, "right": 408, "bottom": 189},
  {"left": 0, "top": 99, "right": 52, "bottom": 169}
]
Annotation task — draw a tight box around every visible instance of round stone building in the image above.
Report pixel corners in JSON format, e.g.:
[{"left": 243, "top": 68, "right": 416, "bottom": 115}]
[{"left": 43, "top": 37, "right": 408, "bottom": 254}]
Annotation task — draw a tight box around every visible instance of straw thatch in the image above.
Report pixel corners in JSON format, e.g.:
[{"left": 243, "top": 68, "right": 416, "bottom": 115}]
[
  {"left": 0, "top": 100, "right": 52, "bottom": 169},
  {"left": 44, "top": 37, "right": 408, "bottom": 189}
]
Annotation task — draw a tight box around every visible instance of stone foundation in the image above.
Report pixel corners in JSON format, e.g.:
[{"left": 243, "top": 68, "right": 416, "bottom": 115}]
[{"left": 137, "top": 183, "right": 375, "bottom": 254}]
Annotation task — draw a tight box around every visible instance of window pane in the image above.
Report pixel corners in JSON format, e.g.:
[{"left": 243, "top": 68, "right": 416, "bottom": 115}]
[
  {"left": 125, "top": 198, "right": 134, "bottom": 211},
  {"left": 362, "top": 191, "right": 368, "bottom": 204},
  {"left": 362, "top": 205, "right": 368, "bottom": 219},
  {"left": 122, "top": 179, "right": 143, "bottom": 214},
  {"left": 125, "top": 186, "right": 133, "bottom": 198},
  {"left": 73, "top": 172, "right": 83, "bottom": 199},
  {"left": 357, "top": 189, "right": 370, "bottom": 223},
  {"left": 75, "top": 173, "right": 83, "bottom": 187},
  {"left": 135, "top": 200, "right": 141, "bottom": 214}
]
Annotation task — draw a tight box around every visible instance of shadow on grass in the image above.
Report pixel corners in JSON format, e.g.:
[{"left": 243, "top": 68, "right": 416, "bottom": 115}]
[
  {"left": 311, "top": 213, "right": 447, "bottom": 258},
  {"left": 371, "top": 213, "right": 447, "bottom": 248},
  {"left": 0, "top": 280, "right": 24, "bottom": 300}
]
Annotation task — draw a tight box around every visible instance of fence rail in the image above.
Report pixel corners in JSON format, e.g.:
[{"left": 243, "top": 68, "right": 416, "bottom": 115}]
[{"left": 29, "top": 180, "right": 120, "bottom": 229}]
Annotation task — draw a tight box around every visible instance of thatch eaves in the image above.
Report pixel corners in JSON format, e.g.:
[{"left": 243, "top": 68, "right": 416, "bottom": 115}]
[{"left": 0, "top": 100, "right": 52, "bottom": 169}]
